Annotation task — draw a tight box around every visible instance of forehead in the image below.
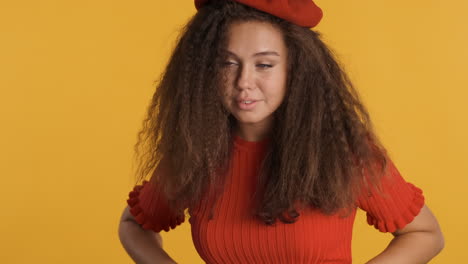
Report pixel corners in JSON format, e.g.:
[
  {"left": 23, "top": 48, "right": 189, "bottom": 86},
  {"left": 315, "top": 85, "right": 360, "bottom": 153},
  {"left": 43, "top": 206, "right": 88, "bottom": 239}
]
[{"left": 225, "top": 21, "right": 286, "bottom": 56}]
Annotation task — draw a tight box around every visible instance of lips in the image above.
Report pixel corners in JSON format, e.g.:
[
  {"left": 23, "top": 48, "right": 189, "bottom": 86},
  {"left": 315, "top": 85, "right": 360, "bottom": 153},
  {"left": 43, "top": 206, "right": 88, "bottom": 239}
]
[
  {"left": 237, "top": 98, "right": 257, "bottom": 103},
  {"left": 236, "top": 99, "right": 260, "bottom": 110}
]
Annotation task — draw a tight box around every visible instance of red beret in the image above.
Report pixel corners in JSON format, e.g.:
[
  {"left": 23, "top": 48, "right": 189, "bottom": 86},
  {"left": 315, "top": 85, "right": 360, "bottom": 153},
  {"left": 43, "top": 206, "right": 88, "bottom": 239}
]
[{"left": 194, "top": 0, "right": 323, "bottom": 28}]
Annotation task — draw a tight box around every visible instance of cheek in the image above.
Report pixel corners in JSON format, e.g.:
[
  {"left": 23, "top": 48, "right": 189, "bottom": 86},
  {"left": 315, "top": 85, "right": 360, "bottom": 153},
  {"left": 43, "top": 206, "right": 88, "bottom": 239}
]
[
  {"left": 221, "top": 88, "right": 233, "bottom": 109},
  {"left": 222, "top": 70, "right": 236, "bottom": 86},
  {"left": 266, "top": 76, "right": 287, "bottom": 97},
  {"left": 222, "top": 85, "right": 232, "bottom": 99},
  {"left": 274, "top": 69, "right": 288, "bottom": 98},
  {"left": 221, "top": 74, "right": 235, "bottom": 93},
  {"left": 264, "top": 85, "right": 287, "bottom": 108}
]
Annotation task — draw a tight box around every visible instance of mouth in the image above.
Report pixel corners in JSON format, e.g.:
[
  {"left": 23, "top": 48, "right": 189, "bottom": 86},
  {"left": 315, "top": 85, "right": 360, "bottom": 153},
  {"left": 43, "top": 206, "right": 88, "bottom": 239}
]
[
  {"left": 236, "top": 99, "right": 260, "bottom": 110},
  {"left": 238, "top": 99, "right": 256, "bottom": 104}
]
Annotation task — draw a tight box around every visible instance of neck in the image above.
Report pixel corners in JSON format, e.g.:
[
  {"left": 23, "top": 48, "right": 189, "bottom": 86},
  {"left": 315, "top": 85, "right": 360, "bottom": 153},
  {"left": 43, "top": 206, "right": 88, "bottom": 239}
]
[{"left": 234, "top": 118, "right": 273, "bottom": 142}]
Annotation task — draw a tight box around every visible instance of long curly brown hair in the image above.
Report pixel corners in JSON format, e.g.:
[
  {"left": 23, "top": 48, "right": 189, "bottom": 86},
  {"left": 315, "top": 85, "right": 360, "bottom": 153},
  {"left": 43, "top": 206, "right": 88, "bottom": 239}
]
[{"left": 133, "top": 0, "right": 389, "bottom": 224}]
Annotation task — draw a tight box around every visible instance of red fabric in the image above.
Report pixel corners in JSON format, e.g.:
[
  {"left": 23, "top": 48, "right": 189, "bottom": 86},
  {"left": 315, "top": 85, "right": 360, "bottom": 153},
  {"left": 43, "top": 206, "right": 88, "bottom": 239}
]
[
  {"left": 356, "top": 160, "right": 425, "bottom": 233},
  {"left": 127, "top": 180, "right": 184, "bottom": 232},
  {"left": 194, "top": 0, "right": 323, "bottom": 28},
  {"left": 127, "top": 135, "right": 424, "bottom": 263}
]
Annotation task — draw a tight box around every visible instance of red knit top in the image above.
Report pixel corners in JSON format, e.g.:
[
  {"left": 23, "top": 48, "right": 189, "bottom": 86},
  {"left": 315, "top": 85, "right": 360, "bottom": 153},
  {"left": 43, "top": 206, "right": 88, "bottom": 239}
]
[{"left": 127, "top": 135, "right": 424, "bottom": 263}]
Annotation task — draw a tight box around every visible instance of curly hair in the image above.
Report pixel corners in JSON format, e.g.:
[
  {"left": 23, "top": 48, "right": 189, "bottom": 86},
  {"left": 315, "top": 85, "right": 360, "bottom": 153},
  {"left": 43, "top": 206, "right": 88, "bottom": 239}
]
[{"left": 133, "top": 0, "right": 389, "bottom": 224}]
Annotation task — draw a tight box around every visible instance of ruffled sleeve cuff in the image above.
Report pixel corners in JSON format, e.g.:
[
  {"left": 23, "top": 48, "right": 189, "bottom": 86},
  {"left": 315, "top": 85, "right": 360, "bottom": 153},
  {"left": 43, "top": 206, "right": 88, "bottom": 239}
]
[
  {"left": 357, "top": 159, "right": 425, "bottom": 233},
  {"left": 127, "top": 180, "right": 185, "bottom": 232}
]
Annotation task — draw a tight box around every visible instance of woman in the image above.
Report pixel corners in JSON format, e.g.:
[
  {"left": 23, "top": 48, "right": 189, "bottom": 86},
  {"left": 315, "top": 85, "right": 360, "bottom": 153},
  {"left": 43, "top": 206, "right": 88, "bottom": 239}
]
[{"left": 118, "top": 1, "right": 444, "bottom": 263}]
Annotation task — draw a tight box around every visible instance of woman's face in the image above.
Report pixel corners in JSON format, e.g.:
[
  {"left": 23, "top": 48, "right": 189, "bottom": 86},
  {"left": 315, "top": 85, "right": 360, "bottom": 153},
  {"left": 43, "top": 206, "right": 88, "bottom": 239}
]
[{"left": 221, "top": 21, "right": 288, "bottom": 132}]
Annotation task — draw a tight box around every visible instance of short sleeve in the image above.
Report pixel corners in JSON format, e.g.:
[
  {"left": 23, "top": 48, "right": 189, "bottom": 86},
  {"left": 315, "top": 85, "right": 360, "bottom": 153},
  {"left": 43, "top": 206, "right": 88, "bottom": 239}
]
[
  {"left": 357, "top": 158, "right": 425, "bottom": 233},
  {"left": 127, "top": 180, "right": 185, "bottom": 232}
]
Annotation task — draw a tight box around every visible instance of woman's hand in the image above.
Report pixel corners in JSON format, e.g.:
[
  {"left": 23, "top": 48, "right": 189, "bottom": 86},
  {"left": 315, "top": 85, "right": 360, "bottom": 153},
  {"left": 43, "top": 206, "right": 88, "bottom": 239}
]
[
  {"left": 366, "top": 204, "right": 444, "bottom": 264},
  {"left": 119, "top": 206, "right": 178, "bottom": 264}
]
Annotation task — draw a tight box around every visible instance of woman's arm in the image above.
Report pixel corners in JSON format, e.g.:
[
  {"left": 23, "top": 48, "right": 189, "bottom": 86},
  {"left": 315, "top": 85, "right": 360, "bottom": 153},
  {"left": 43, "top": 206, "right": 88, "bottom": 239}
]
[
  {"left": 118, "top": 206, "right": 177, "bottom": 264},
  {"left": 366, "top": 204, "right": 444, "bottom": 264}
]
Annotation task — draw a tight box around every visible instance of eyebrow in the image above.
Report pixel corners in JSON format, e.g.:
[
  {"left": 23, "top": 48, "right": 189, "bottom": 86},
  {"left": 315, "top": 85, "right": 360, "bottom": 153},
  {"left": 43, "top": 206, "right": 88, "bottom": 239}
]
[{"left": 224, "top": 50, "right": 280, "bottom": 58}]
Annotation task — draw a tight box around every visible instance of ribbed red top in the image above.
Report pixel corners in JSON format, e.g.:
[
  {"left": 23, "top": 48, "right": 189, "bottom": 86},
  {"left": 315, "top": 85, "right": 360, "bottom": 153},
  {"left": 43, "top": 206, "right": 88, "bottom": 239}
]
[{"left": 127, "top": 135, "right": 424, "bottom": 263}]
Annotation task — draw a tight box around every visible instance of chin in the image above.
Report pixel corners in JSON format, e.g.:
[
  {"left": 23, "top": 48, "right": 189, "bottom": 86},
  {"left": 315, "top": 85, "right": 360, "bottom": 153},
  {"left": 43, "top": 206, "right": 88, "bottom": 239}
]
[{"left": 233, "top": 113, "right": 271, "bottom": 126}]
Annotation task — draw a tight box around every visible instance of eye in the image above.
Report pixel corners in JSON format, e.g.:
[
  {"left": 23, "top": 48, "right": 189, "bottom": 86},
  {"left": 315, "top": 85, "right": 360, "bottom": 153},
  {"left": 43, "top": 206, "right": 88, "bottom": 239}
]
[
  {"left": 223, "top": 61, "right": 238, "bottom": 67},
  {"left": 257, "top": 64, "right": 273, "bottom": 69}
]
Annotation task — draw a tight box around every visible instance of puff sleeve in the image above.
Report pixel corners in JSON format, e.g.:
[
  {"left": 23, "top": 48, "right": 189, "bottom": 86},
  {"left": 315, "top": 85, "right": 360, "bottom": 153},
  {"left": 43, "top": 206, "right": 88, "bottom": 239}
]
[
  {"left": 357, "top": 157, "right": 425, "bottom": 233},
  {"left": 127, "top": 179, "right": 185, "bottom": 232}
]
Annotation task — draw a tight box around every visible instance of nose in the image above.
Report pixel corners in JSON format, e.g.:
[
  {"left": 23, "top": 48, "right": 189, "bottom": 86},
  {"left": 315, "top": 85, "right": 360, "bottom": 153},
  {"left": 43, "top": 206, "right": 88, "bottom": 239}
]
[{"left": 236, "top": 65, "right": 254, "bottom": 91}]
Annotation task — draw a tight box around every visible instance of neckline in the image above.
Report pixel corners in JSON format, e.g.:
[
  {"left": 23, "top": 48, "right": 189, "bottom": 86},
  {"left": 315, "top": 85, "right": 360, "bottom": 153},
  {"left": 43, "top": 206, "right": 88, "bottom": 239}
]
[{"left": 233, "top": 134, "right": 270, "bottom": 151}]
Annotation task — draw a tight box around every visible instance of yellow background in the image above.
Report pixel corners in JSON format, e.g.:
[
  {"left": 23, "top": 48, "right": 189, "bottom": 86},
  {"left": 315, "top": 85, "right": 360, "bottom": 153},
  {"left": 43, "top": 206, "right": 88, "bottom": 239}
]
[{"left": 0, "top": 0, "right": 465, "bottom": 263}]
